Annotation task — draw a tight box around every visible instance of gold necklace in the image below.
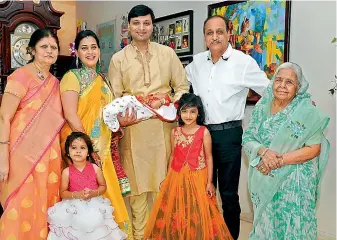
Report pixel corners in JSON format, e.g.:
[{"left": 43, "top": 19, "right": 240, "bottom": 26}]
[{"left": 33, "top": 61, "right": 46, "bottom": 80}]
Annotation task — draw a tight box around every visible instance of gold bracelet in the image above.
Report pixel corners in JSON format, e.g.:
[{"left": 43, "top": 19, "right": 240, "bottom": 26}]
[
  {"left": 0, "top": 141, "right": 10, "bottom": 145},
  {"left": 261, "top": 148, "right": 269, "bottom": 157},
  {"left": 96, "top": 189, "right": 100, "bottom": 197},
  {"left": 279, "top": 155, "right": 284, "bottom": 166}
]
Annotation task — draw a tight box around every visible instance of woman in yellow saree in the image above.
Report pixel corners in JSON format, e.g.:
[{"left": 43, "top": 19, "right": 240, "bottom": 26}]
[
  {"left": 60, "top": 30, "right": 132, "bottom": 238},
  {"left": 0, "top": 29, "right": 64, "bottom": 239}
]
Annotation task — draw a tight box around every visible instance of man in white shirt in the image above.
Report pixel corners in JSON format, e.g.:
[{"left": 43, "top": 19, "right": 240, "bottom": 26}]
[{"left": 186, "top": 15, "right": 269, "bottom": 239}]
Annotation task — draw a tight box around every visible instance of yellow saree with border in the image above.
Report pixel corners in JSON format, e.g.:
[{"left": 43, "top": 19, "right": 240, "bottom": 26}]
[{"left": 59, "top": 68, "right": 132, "bottom": 238}]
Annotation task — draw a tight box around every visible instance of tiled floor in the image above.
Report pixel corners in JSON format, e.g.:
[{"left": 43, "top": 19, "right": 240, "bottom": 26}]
[{"left": 125, "top": 195, "right": 336, "bottom": 240}]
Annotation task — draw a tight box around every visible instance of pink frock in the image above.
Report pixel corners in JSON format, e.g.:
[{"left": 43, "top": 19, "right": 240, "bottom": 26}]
[{"left": 47, "top": 163, "right": 127, "bottom": 240}]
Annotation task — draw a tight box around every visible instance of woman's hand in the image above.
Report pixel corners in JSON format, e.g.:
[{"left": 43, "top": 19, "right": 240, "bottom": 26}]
[
  {"left": 0, "top": 145, "right": 9, "bottom": 182},
  {"left": 256, "top": 162, "right": 272, "bottom": 175},
  {"left": 206, "top": 182, "right": 216, "bottom": 198},
  {"left": 117, "top": 107, "right": 141, "bottom": 127},
  {"left": 91, "top": 152, "right": 102, "bottom": 168},
  {"left": 261, "top": 149, "right": 281, "bottom": 171}
]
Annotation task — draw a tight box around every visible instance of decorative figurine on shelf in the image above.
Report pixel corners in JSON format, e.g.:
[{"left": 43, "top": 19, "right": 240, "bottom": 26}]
[{"left": 69, "top": 42, "right": 76, "bottom": 56}]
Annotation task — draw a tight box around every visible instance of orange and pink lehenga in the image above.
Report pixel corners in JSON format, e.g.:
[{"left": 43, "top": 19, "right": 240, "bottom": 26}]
[
  {"left": 144, "top": 126, "right": 233, "bottom": 240},
  {"left": 0, "top": 68, "right": 64, "bottom": 239}
]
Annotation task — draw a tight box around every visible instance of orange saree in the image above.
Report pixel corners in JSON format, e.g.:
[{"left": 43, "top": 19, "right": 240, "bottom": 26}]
[{"left": 0, "top": 68, "right": 64, "bottom": 239}]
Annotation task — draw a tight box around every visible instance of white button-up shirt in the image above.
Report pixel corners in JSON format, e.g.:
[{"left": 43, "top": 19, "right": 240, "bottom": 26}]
[{"left": 186, "top": 44, "right": 269, "bottom": 124}]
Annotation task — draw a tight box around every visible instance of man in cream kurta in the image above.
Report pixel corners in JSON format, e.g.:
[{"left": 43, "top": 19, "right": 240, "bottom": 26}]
[{"left": 108, "top": 5, "right": 188, "bottom": 240}]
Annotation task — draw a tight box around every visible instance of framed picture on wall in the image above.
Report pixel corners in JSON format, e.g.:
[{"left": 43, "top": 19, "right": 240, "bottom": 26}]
[
  {"left": 169, "top": 55, "right": 193, "bottom": 95},
  {"left": 179, "top": 55, "right": 193, "bottom": 68},
  {"left": 208, "top": 1, "right": 291, "bottom": 104},
  {"left": 152, "top": 10, "right": 193, "bottom": 56}
]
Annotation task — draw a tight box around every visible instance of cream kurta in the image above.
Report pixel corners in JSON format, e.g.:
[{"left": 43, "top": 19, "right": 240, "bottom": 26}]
[{"left": 109, "top": 42, "right": 188, "bottom": 195}]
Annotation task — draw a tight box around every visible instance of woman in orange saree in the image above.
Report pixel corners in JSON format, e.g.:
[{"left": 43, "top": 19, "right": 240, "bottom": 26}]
[{"left": 0, "top": 29, "right": 64, "bottom": 239}]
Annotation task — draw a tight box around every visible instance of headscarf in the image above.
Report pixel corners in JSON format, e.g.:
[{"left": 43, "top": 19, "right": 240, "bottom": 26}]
[
  {"left": 242, "top": 62, "right": 312, "bottom": 148},
  {"left": 257, "top": 62, "right": 310, "bottom": 110}
]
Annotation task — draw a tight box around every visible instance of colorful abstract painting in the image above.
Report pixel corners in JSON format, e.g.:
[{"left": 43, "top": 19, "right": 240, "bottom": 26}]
[{"left": 208, "top": 1, "right": 291, "bottom": 103}]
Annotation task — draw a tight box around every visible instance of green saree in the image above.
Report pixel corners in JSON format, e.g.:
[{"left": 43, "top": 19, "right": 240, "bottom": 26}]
[{"left": 243, "top": 75, "right": 330, "bottom": 240}]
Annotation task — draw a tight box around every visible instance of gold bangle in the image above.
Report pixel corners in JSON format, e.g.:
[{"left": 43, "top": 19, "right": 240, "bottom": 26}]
[
  {"left": 96, "top": 190, "right": 100, "bottom": 197},
  {"left": 279, "top": 155, "right": 284, "bottom": 166},
  {"left": 261, "top": 148, "right": 269, "bottom": 157},
  {"left": 0, "top": 141, "right": 10, "bottom": 145}
]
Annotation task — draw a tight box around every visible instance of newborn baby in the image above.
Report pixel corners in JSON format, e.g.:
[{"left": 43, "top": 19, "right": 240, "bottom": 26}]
[{"left": 103, "top": 93, "right": 177, "bottom": 132}]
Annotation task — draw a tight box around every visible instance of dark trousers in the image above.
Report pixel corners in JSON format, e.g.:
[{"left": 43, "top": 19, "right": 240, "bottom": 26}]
[{"left": 210, "top": 126, "right": 242, "bottom": 240}]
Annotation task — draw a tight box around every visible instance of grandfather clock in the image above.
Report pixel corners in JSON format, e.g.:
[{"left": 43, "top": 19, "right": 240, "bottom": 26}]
[{"left": 0, "top": 0, "right": 64, "bottom": 97}]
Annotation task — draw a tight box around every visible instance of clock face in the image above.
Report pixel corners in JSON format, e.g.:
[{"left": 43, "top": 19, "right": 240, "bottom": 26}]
[
  {"left": 11, "top": 22, "right": 39, "bottom": 69},
  {"left": 12, "top": 38, "right": 31, "bottom": 66}
]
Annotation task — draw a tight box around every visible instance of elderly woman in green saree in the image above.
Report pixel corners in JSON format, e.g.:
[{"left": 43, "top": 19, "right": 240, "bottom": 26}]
[{"left": 242, "top": 62, "right": 330, "bottom": 240}]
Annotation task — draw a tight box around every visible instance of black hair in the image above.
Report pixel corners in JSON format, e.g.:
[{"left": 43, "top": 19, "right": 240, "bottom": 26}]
[
  {"left": 128, "top": 4, "right": 155, "bottom": 23},
  {"left": 27, "top": 28, "right": 60, "bottom": 63},
  {"left": 203, "top": 15, "right": 230, "bottom": 34},
  {"left": 64, "top": 132, "right": 95, "bottom": 164},
  {"left": 177, "top": 93, "right": 205, "bottom": 126},
  {"left": 72, "top": 30, "right": 100, "bottom": 69},
  {"left": 74, "top": 30, "right": 100, "bottom": 50}
]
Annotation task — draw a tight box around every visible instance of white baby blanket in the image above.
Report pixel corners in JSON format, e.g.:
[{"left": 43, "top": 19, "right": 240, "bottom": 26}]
[{"left": 103, "top": 96, "right": 177, "bottom": 132}]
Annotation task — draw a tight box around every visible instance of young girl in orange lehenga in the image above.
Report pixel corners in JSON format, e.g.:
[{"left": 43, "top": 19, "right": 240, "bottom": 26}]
[{"left": 144, "top": 93, "right": 233, "bottom": 240}]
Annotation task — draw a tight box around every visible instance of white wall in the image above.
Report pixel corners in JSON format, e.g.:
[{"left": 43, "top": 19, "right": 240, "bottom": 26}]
[
  {"left": 289, "top": 1, "right": 336, "bottom": 237},
  {"left": 77, "top": 1, "right": 336, "bottom": 237},
  {"left": 52, "top": 1, "right": 77, "bottom": 56}
]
